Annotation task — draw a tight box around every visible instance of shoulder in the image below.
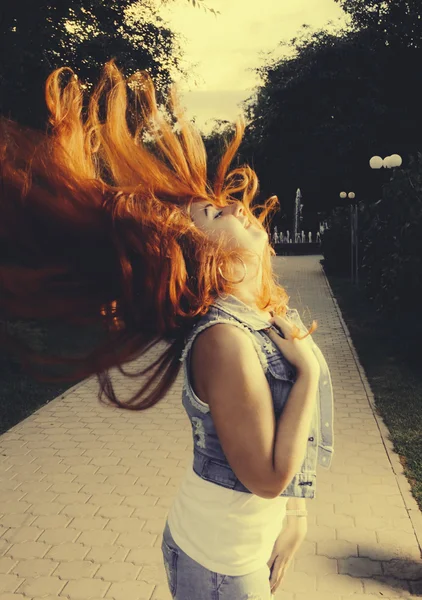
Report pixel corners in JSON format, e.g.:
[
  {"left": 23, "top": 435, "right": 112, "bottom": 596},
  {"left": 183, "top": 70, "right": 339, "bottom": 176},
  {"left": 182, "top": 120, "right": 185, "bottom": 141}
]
[
  {"left": 192, "top": 320, "right": 263, "bottom": 378},
  {"left": 190, "top": 322, "right": 262, "bottom": 407},
  {"left": 193, "top": 321, "right": 253, "bottom": 357}
]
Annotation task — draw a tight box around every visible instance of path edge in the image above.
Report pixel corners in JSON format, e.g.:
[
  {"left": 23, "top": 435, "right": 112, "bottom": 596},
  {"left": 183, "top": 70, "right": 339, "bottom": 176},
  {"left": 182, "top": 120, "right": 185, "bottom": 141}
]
[
  {"left": 320, "top": 260, "right": 422, "bottom": 559},
  {"left": 5, "top": 375, "right": 96, "bottom": 434}
]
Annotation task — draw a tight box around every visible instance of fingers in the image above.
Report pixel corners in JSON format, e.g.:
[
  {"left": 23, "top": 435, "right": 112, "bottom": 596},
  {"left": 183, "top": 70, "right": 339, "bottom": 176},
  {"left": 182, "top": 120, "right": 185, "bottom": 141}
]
[
  {"left": 270, "top": 313, "right": 293, "bottom": 329},
  {"left": 269, "top": 557, "right": 289, "bottom": 593},
  {"left": 270, "top": 572, "right": 284, "bottom": 594},
  {"left": 266, "top": 328, "right": 286, "bottom": 345},
  {"left": 270, "top": 575, "right": 281, "bottom": 594},
  {"left": 269, "top": 314, "right": 294, "bottom": 339},
  {"left": 269, "top": 556, "right": 286, "bottom": 593},
  {"left": 271, "top": 313, "right": 310, "bottom": 341}
]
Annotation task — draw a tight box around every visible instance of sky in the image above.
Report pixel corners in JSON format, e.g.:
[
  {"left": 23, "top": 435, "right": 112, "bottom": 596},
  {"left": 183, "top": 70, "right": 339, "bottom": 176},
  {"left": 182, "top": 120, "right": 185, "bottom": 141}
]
[{"left": 157, "top": 0, "right": 349, "bottom": 133}]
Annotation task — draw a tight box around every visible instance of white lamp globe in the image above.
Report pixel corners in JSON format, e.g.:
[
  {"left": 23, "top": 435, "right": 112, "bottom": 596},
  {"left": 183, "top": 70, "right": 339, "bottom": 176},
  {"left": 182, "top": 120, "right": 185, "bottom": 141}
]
[
  {"left": 383, "top": 156, "right": 393, "bottom": 169},
  {"left": 340, "top": 191, "right": 347, "bottom": 199},
  {"left": 390, "top": 154, "right": 403, "bottom": 167},
  {"left": 348, "top": 192, "right": 356, "bottom": 199},
  {"left": 369, "top": 156, "right": 383, "bottom": 169}
]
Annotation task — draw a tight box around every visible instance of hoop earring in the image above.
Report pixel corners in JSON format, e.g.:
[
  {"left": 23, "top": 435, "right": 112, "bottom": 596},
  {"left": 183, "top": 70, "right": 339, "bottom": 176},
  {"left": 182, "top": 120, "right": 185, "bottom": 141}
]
[{"left": 218, "top": 256, "right": 247, "bottom": 284}]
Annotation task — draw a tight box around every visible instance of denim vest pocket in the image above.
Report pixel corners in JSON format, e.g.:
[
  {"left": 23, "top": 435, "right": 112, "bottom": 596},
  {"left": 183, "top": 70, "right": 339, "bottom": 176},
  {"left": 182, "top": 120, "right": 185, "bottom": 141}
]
[
  {"left": 195, "top": 454, "right": 238, "bottom": 488},
  {"left": 264, "top": 347, "right": 297, "bottom": 420},
  {"left": 259, "top": 329, "right": 297, "bottom": 384},
  {"left": 266, "top": 353, "right": 297, "bottom": 384},
  {"left": 280, "top": 471, "right": 316, "bottom": 499}
]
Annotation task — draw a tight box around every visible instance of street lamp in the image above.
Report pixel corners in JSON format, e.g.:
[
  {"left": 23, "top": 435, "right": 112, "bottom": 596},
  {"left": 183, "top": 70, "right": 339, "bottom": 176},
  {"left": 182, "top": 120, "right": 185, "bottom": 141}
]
[
  {"left": 369, "top": 155, "right": 403, "bottom": 208},
  {"left": 340, "top": 191, "right": 358, "bottom": 286},
  {"left": 369, "top": 154, "right": 402, "bottom": 170}
]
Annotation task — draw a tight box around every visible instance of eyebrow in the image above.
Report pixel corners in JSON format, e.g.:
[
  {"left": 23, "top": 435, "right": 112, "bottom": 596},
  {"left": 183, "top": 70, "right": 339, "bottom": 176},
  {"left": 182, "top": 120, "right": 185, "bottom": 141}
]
[{"left": 203, "top": 203, "right": 214, "bottom": 217}]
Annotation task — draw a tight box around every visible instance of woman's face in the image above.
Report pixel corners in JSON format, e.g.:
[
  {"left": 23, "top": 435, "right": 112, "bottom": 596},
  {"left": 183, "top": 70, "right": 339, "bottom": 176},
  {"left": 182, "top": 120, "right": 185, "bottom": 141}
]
[{"left": 189, "top": 200, "right": 268, "bottom": 255}]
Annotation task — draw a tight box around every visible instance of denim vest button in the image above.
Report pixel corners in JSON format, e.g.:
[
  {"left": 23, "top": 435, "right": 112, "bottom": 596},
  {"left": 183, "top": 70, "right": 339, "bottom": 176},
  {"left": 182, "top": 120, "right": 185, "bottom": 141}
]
[{"left": 308, "top": 436, "right": 314, "bottom": 442}]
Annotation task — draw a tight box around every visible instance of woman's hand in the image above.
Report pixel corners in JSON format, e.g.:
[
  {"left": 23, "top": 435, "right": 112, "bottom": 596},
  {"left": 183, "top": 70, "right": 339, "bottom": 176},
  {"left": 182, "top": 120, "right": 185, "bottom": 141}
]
[
  {"left": 266, "top": 314, "right": 320, "bottom": 378},
  {"left": 267, "top": 517, "right": 308, "bottom": 594}
]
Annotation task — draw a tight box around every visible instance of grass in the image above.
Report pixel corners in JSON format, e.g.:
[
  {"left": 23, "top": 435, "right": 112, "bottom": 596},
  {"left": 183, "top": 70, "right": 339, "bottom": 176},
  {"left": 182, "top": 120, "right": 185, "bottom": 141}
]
[
  {"left": 0, "top": 321, "right": 105, "bottom": 437},
  {"left": 324, "top": 270, "right": 422, "bottom": 511},
  {"left": 0, "top": 359, "right": 73, "bottom": 436}
]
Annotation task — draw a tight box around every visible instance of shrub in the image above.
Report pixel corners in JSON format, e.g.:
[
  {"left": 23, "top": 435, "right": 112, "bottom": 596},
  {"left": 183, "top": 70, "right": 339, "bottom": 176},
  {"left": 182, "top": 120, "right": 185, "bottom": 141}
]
[
  {"left": 361, "top": 154, "right": 422, "bottom": 317},
  {"left": 0, "top": 320, "right": 46, "bottom": 358},
  {"left": 320, "top": 206, "right": 351, "bottom": 275}
]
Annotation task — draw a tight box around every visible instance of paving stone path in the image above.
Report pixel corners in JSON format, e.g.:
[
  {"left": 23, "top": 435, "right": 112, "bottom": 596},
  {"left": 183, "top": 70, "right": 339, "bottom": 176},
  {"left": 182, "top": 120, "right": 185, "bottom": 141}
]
[{"left": 0, "top": 255, "right": 421, "bottom": 600}]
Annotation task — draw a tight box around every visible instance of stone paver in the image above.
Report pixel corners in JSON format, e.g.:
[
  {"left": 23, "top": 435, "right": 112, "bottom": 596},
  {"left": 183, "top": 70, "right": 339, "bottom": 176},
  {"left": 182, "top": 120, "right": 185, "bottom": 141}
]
[{"left": 0, "top": 255, "right": 421, "bottom": 599}]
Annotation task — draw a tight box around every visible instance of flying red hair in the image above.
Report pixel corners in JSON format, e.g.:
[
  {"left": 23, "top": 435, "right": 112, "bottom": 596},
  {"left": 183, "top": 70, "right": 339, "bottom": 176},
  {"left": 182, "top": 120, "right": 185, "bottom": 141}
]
[{"left": 0, "top": 60, "right": 313, "bottom": 410}]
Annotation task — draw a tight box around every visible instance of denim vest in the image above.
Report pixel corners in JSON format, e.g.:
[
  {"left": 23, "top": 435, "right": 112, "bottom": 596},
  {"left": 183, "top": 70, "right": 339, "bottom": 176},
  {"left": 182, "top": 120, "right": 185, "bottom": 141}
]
[{"left": 179, "top": 294, "right": 334, "bottom": 499}]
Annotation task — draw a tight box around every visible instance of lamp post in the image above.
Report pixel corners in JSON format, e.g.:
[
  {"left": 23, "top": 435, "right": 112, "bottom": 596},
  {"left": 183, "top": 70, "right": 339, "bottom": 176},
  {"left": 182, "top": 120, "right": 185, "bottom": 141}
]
[
  {"left": 365, "top": 153, "right": 403, "bottom": 285},
  {"left": 293, "top": 189, "right": 302, "bottom": 244},
  {"left": 340, "top": 191, "right": 358, "bottom": 285},
  {"left": 369, "top": 154, "right": 403, "bottom": 198}
]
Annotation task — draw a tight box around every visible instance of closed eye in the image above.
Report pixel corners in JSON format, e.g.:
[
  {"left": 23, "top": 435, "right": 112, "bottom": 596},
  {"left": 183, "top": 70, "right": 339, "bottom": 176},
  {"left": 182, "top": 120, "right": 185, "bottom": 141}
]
[{"left": 214, "top": 210, "right": 223, "bottom": 219}]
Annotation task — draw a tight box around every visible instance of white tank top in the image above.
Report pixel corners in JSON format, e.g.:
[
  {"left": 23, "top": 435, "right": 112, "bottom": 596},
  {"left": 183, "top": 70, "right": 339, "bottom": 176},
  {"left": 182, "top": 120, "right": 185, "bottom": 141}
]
[{"left": 167, "top": 463, "right": 288, "bottom": 576}]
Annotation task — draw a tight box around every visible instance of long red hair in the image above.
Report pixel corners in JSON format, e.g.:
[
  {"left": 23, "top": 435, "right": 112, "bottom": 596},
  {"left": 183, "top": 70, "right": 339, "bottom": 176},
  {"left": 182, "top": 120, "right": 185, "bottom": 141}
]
[{"left": 0, "top": 60, "right": 297, "bottom": 410}]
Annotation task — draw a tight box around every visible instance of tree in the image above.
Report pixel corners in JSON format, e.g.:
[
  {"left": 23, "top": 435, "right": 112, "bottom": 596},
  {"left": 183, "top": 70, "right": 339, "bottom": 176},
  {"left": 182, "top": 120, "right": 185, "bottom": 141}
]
[
  {"left": 203, "top": 119, "right": 234, "bottom": 181},
  {"left": 0, "top": 0, "right": 186, "bottom": 130},
  {"left": 335, "top": 0, "right": 422, "bottom": 49},
  {"left": 240, "top": 23, "right": 422, "bottom": 232},
  {"left": 360, "top": 154, "right": 422, "bottom": 316},
  {"left": 181, "top": 0, "right": 219, "bottom": 16}
]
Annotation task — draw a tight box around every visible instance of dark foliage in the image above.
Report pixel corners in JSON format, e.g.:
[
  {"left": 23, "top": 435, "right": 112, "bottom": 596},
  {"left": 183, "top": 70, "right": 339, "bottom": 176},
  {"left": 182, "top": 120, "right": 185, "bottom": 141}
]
[{"left": 0, "top": 0, "right": 185, "bottom": 130}]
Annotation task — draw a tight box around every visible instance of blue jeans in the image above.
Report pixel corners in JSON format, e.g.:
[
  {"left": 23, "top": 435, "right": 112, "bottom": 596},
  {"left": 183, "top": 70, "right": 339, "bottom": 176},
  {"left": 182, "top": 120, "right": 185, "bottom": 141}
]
[{"left": 161, "top": 520, "right": 274, "bottom": 600}]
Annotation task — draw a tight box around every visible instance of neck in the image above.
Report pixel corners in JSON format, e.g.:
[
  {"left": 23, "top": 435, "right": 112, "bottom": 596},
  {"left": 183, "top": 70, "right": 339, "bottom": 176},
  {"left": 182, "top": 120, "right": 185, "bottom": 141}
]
[{"left": 229, "top": 261, "right": 271, "bottom": 318}]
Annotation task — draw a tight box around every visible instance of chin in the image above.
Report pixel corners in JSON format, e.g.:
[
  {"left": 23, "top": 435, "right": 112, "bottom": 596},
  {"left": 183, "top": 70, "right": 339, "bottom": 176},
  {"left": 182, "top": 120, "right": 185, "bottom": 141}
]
[
  {"left": 255, "top": 227, "right": 270, "bottom": 242},
  {"left": 248, "top": 221, "right": 264, "bottom": 234}
]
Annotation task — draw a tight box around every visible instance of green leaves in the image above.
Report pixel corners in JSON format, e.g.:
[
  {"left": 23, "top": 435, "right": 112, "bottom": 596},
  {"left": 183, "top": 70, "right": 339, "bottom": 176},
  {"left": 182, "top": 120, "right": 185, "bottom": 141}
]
[
  {"left": 241, "top": 12, "right": 422, "bottom": 237},
  {"left": 323, "top": 156, "right": 422, "bottom": 316},
  {"left": 334, "top": 0, "right": 422, "bottom": 49},
  {"left": 182, "top": 0, "right": 219, "bottom": 16},
  {"left": 0, "top": 0, "right": 186, "bottom": 130}
]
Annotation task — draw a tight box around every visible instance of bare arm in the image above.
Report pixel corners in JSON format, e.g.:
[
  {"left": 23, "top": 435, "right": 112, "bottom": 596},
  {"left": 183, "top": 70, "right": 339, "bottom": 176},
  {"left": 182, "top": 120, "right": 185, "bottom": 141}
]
[
  {"left": 286, "top": 497, "right": 307, "bottom": 512},
  {"left": 191, "top": 323, "right": 318, "bottom": 499},
  {"left": 285, "top": 497, "right": 308, "bottom": 523},
  {"left": 191, "top": 324, "right": 277, "bottom": 498}
]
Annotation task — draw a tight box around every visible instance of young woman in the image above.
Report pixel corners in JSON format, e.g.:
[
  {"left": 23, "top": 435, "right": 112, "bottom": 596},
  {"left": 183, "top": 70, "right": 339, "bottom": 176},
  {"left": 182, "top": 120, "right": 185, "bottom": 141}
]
[{"left": 0, "top": 61, "right": 334, "bottom": 599}]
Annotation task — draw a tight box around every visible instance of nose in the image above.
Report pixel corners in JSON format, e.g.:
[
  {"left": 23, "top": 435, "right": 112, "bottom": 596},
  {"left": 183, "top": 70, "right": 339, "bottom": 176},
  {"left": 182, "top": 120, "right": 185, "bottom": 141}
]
[{"left": 230, "top": 202, "right": 246, "bottom": 218}]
